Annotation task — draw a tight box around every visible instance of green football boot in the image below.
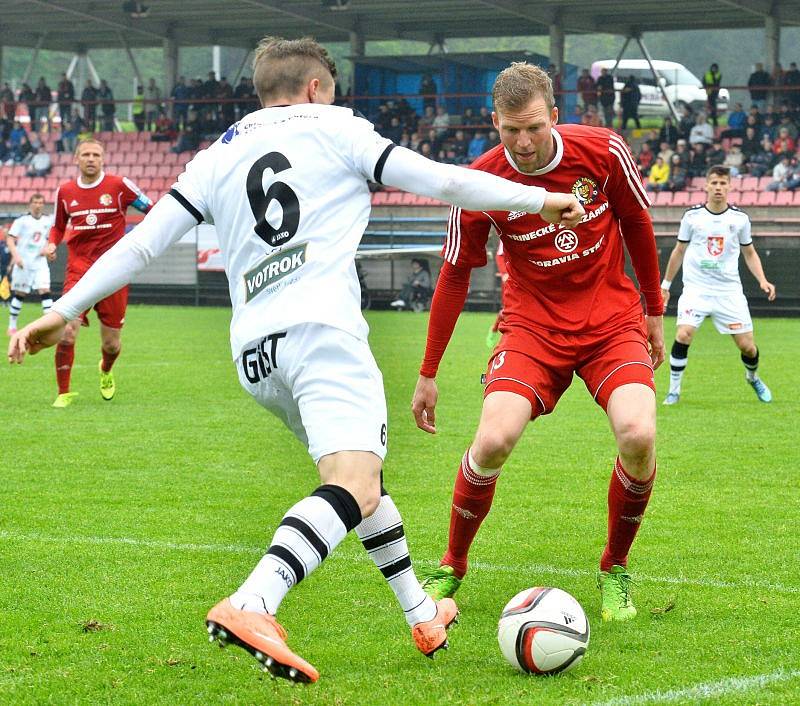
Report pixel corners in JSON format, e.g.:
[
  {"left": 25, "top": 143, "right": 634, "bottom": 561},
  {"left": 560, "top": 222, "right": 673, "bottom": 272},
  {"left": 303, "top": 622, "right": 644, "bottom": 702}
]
[
  {"left": 597, "top": 565, "right": 637, "bottom": 622},
  {"left": 99, "top": 361, "right": 116, "bottom": 401},
  {"left": 485, "top": 326, "right": 501, "bottom": 350},
  {"left": 52, "top": 392, "right": 79, "bottom": 408},
  {"left": 420, "top": 565, "right": 462, "bottom": 600}
]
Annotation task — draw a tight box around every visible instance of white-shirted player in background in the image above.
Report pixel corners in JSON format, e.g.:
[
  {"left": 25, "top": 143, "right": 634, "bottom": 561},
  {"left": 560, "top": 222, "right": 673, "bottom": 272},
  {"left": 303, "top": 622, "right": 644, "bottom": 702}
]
[
  {"left": 6, "top": 194, "right": 53, "bottom": 336},
  {"left": 661, "top": 165, "right": 776, "bottom": 405},
  {"left": 8, "top": 37, "right": 583, "bottom": 684}
]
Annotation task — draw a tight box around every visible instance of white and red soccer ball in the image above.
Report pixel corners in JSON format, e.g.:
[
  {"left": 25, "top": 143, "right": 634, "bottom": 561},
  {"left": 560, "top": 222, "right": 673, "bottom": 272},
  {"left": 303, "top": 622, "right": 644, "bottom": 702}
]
[{"left": 497, "top": 587, "right": 590, "bottom": 675}]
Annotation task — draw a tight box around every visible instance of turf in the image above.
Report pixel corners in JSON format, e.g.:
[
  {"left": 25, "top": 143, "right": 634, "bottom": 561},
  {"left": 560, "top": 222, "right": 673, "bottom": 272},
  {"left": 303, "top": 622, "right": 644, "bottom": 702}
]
[{"left": 1, "top": 306, "right": 798, "bottom": 705}]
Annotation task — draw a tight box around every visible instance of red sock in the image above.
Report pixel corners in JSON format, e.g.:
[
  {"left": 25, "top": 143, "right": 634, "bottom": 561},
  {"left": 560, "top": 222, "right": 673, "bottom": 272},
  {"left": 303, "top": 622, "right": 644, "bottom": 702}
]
[
  {"left": 441, "top": 450, "right": 500, "bottom": 579},
  {"left": 601, "top": 457, "right": 656, "bottom": 572},
  {"left": 55, "top": 343, "right": 75, "bottom": 394},
  {"left": 101, "top": 348, "right": 120, "bottom": 373}
]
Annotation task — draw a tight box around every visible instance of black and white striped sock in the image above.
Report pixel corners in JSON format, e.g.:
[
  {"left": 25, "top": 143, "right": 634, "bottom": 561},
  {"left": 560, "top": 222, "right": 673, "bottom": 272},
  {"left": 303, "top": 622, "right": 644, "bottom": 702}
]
[
  {"left": 741, "top": 348, "right": 759, "bottom": 381},
  {"left": 669, "top": 340, "right": 689, "bottom": 395},
  {"left": 231, "top": 484, "right": 361, "bottom": 615},
  {"left": 356, "top": 492, "right": 436, "bottom": 626},
  {"left": 9, "top": 296, "right": 22, "bottom": 328}
]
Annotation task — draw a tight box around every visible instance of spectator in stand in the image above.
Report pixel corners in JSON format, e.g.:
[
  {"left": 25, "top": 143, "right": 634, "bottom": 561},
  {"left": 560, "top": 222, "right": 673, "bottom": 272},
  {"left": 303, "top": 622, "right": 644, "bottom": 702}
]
[
  {"left": 461, "top": 107, "right": 476, "bottom": 127},
  {"left": 383, "top": 116, "right": 403, "bottom": 143},
  {"left": 398, "top": 130, "right": 411, "bottom": 149},
  {"left": 723, "top": 144, "right": 744, "bottom": 177},
  {"left": 420, "top": 73, "right": 437, "bottom": 111},
  {"left": 702, "top": 63, "right": 722, "bottom": 127},
  {"left": 449, "top": 129, "right": 469, "bottom": 163},
  {"left": 620, "top": 75, "right": 641, "bottom": 130},
  {"left": 766, "top": 155, "right": 792, "bottom": 190},
  {"left": 170, "top": 113, "right": 200, "bottom": 154},
  {"left": 421, "top": 128, "right": 443, "bottom": 157},
  {"left": 581, "top": 104, "right": 602, "bottom": 127},
  {"left": 151, "top": 110, "right": 177, "bottom": 142},
  {"left": 706, "top": 140, "right": 726, "bottom": 167},
  {"left": 645, "top": 129, "right": 660, "bottom": 153},
  {"left": 677, "top": 105, "right": 694, "bottom": 141},
  {"left": 477, "top": 105, "right": 493, "bottom": 126},
  {"left": 771, "top": 63, "right": 785, "bottom": 106},
  {"left": 419, "top": 141, "right": 434, "bottom": 160},
  {"left": 0, "top": 139, "right": 11, "bottom": 165},
  {"left": 33, "top": 77, "right": 52, "bottom": 131},
  {"left": 59, "top": 120, "right": 78, "bottom": 153},
  {"left": 748, "top": 63, "right": 771, "bottom": 112},
  {"left": 741, "top": 126, "right": 761, "bottom": 159},
  {"left": 658, "top": 141, "right": 674, "bottom": 165},
  {"left": 203, "top": 70, "right": 220, "bottom": 125},
  {"left": 432, "top": 104, "right": 451, "bottom": 139},
  {"left": 666, "top": 153, "right": 689, "bottom": 191},
  {"left": 687, "top": 143, "right": 708, "bottom": 178},
  {"left": 772, "top": 127, "right": 796, "bottom": 159},
  {"left": 745, "top": 136, "right": 774, "bottom": 177},
  {"left": 646, "top": 156, "right": 669, "bottom": 191},
  {"left": 721, "top": 102, "right": 746, "bottom": 139},
  {"left": 1, "top": 83, "right": 16, "bottom": 120},
  {"left": 18, "top": 82, "right": 35, "bottom": 124},
  {"left": 547, "top": 63, "right": 563, "bottom": 112},
  {"left": 658, "top": 115, "right": 679, "bottom": 147},
  {"left": 98, "top": 79, "right": 115, "bottom": 131},
  {"left": 233, "top": 76, "right": 252, "bottom": 120},
  {"left": 564, "top": 103, "right": 583, "bottom": 125},
  {"left": 777, "top": 112, "right": 798, "bottom": 140},
  {"left": 596, "top": 67, "right": 616, "bottom": 127},
  {"left": 390, "top": 258, "right": 432, "bottom": 311},
  {"left": 145, "top": 78, "right": 162, "bottom": 131},
  {"left": 637, "top": 142, "right": 654, "bottom": 175},
  {"left": 26, "top": 145, "right": 51, "bottom": 177},
  {"left": 783, "top": 159, "right": 800, "bottom": 191},
  {"left": 171, "top": 76, "right": 190, "bottom": 130},
  {"left": 81, "top": 80, "right": 97, "bottom": 132},
  {"left": 759, "top": 113, "right": 779, "bottom": 142},
  {"left": 132, "top": 85, "right": 145, "bottom": 132},
  {"left": 689, "top": 112, "right": 714, "bottom": 147},
  {"left": 485, "top": 129, "right": 500, "bottom": 150},
  {"left": 417, "top": 105, "right": 435, "bottom": 132},
  {"left": 578, "top": 68, "right": 597, "bottom": 109},
  {"left": 466, "top": 131, "right": 487, "bottom": 161},
  {"left": 408, "top": 130, "right": 422, "bottom": 152},
  {"left": 674, "top": 138, "right": 690, "bottom": 167},
  {"left": 218, "top": 76, "right": 235, "bottom": 128},
  {"left": 747, "top": 105, "right": 763, "bottom": 128},
  {"left": 57, "top": 73, "right": 75, "bottom": 128},
  {"left": 784, "top": 62, "right": 800, "bottom": 109},
  {"left": 9, "top": 121, "right": 30, "bottom": 163}
]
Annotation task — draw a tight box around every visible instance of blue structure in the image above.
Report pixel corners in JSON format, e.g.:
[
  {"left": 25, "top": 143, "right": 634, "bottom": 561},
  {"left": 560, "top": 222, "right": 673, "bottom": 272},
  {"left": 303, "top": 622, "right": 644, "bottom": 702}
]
[{"left": 353, "top": 51, "right": 578, "bottom": 122}]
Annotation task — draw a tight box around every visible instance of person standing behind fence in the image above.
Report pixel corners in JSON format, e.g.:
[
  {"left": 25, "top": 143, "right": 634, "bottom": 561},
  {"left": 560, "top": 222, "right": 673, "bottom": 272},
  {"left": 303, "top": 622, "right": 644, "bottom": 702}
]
[
  {"left": 702, "top": 63, "right": 722, "bottom": 127},
  {"left": 98, "top": 80, "right": 115, "bottom": 132},
  {"left": 57, "top": 73, "right": 75, "bottom": 130},
  {"left": 621, "top": 75, "right": 641, "bottom": 130},
  {"left": 145, "top": 78, "right": 162, "bottom": 131},
  {"left": 81, "top": 81, "right": 98, "bottom": 133},
  {"left": 597, "top": 68, "right": 616, "bottom": 128}
]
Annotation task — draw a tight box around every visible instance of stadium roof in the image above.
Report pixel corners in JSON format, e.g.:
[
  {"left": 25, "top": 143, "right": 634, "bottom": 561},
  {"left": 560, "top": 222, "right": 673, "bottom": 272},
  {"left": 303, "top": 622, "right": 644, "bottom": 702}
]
[{"left": 2, "top": 0, "right": 800, "bottom": 52}]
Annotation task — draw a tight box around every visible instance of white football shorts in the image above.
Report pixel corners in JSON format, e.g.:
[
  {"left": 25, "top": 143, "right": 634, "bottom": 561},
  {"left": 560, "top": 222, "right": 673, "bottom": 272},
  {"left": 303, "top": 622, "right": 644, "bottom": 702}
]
[
  {"left": 676, "top": 289, "right": 753, "bottom": 334},
  {"left": 10, "top": 260, "right": 50, "bottom": 294},
  {"left": 236, "top": 322, "right": 388, "bottom": 463}
]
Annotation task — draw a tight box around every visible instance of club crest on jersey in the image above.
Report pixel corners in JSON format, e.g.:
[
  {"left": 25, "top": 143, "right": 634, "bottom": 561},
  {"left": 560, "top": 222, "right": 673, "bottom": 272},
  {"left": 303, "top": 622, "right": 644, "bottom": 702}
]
[
  {"left": 571, "top": 176, "right": 599, "bottom": 205},
  {"left": 554, "top": 229, "right": 579, "bottom": 253},
  {"left": 221, "top": 122, "right": 240, "bottom": 144},
  {"left": 707, "top": 236, "right": 724, "bottom": 256},
  {"left": 243, "top": 243, "right": 307, "bottom": 302},
  {"left": 99, "top": 193, "right": 113, "bottom": 206},
  {"left": 86, "top": 213, "right": 98, "bottom": 226}
]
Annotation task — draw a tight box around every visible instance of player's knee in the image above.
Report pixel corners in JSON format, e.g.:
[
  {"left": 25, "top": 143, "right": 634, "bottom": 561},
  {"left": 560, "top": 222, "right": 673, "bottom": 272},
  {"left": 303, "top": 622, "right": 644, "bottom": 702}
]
[
  {"left": 102, "top": 340, "right": 121, "bottom": 355},
  {"left": 616, "top": 419, "right": 656, "bottom": 459},
  {"left": 472, "top": 429, "right": 516, "bottom": 467},
  {"left": 675, "top": 327, "right": 694, "bottom": 345}
]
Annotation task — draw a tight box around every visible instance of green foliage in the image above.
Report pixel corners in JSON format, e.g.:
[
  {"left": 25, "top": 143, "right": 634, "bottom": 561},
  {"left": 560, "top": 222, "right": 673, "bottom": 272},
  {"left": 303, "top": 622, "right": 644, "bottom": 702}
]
[{"left": 1, "top": 307, "right": 798, "bottom": 704}]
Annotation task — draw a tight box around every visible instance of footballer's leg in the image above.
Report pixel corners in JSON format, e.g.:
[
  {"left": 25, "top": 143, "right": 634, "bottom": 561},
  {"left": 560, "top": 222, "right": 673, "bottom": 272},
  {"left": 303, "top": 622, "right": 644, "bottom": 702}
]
[
  {"left": 8, "top": 291, "right": 25, "bottom": 335},
  {"left": 664, "top": 325, "right": 695, "bottom": 405},
  {"left": 422, "top": 388, "right": 531, "bottom": 599},
  {"left": 53, "top": 318, "right": 81, "bottom": 408},
  {"left": 38, "top": 289, "right": 53, "bottom": 315},
  {"left": 99, "top": 323, "right": 121, "bottom": 401},
  {"left": 601, "top": 382, "right": 657, "bottom": 622},
  {"left": 733, "top": 331, "right": 771, "bottom": 403}
]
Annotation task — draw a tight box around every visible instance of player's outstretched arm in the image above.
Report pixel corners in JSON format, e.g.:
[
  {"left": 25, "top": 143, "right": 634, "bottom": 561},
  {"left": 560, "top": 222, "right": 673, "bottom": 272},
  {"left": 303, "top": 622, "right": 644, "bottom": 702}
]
[
  {"left": 741, "top": 245, "right": 776, "bottom": 301},
  {"left": 411, "top": 375, "right": 439, "bottom": 434},
  {"left": 7, "top": 311, "right": 67, "bottom": 364},
  {"left": 660, "top": 241, "right": 688, "bottom": 309},
  {"left": 380, "top": 146, "right": 584, "bottom": 225},
  {"left": 45, "top": 196, "right": 199, "bottom": 323}
]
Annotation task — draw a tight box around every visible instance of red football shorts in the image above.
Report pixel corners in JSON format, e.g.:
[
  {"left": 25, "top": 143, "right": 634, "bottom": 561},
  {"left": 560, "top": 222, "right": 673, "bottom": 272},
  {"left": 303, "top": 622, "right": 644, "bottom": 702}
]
[
  {"left": 63, "top": 262, "right": 128, "bottom": 329},
  {"left": 484, "top": 317, "right": 655, "bottom": 418}
]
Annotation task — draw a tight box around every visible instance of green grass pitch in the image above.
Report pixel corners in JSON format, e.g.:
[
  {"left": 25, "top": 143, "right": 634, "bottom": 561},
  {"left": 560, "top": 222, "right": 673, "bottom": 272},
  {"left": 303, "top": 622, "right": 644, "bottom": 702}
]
[{"left": 2, "top": 306, "right": 798, "bottom": 705}]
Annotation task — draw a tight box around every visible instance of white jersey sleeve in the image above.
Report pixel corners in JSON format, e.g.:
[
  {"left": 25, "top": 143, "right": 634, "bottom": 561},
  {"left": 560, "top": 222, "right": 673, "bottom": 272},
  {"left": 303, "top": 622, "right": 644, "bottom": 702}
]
[{"left": 171, "top": 146, "right": 217, "bottom": 225}]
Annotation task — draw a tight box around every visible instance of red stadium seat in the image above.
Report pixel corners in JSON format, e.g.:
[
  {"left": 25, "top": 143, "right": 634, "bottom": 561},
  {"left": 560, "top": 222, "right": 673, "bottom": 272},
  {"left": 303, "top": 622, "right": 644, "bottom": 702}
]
[
  {"left": 371, "top": 191, "right": 389, "bottom": 206},
  {"left": 756, "top": 177, "right": 773, "bottom": 191},
  {"left": 757, "top": 192, "right": 776, "bottom": 206},
  {"left": 143, "top": 165, "right": 158, "bottom": 178},
  {"left": 10, "top": 189, "right": 26, "bottom": 202},
  {"left": 740, "top": 176, "right": 759, "bottom": 191},
  {"left": 385, "top": 192, "right": 404, "bottom": 205},
  {"left": 653, "top": 191, "right": 672, "bottom": 206},
  {"left": 727, "top": 190, "right": 741, "bottom": 204},
  {"left": 739, "top": 192, "right": 758, "bottom": 206},
  {"left": 0, "top": 190, "right": 13, "bottom": 202},
  {"left": 671, "top": 191, "right": 691, "bottom": 206},
  {"left": 156, "top": 165, "right": 174, "bottom": 179},
  {"left": 774, "top": 191, "right": 794, "bottom": 206}
]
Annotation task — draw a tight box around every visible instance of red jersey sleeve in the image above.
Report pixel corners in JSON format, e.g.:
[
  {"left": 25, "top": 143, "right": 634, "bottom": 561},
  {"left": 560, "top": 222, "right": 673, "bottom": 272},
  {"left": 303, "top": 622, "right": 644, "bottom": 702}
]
[
  {"left": 606, "top": 134, "right": 664, "bottom": 315},
  {"left": 121, "top": 176, "right": 154, "bottom": 214},
  {"left": 49, "top": 186, "right": 68, "bottom": 245},
  {"left": 442, "top": 205, "right": 491, "bottom": 268}
]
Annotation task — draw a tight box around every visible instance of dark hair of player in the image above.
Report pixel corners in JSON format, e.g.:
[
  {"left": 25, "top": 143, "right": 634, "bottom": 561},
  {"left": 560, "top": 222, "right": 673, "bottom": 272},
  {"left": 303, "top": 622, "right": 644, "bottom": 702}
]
[
  {"left": 252, "top": 36, "right": 337, "bottom": 105},
  {"left": 706, "top": 165, "right": 731, "bottom": 180},
  {"left": 492, "top": 62, "right": 555, "bottom": 114},
  {"left": 74, "top": 138, "right": 105, "bottom": 155},
  {"left": 29, "top": 193, "right": 44, "bottom": 202}
]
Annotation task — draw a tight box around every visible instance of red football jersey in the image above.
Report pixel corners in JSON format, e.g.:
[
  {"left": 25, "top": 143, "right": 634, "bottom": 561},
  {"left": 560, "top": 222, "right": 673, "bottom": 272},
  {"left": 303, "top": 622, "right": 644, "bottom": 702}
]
[
  {"left": 49, "top": 172, "right": 152, "bottom": 268},
  {"left": 444, "top": 124, "right": 658, "bottom": 333}
]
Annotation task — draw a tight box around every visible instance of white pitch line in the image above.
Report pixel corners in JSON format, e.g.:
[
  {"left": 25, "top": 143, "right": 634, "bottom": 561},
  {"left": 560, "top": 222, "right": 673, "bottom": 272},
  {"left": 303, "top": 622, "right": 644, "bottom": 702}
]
[
  {"left": 2, "top": 530, "right": 798, "bottom": 596},
  {"left": 591, "top": 668, "right": 800, "bottom": 705}
]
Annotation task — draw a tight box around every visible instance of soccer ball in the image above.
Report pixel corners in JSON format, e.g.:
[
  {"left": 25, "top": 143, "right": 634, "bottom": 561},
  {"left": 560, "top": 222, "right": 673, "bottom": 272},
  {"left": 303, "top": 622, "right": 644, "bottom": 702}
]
[{"left": 497, "top": 587, "right": 590, "bottom": 675}]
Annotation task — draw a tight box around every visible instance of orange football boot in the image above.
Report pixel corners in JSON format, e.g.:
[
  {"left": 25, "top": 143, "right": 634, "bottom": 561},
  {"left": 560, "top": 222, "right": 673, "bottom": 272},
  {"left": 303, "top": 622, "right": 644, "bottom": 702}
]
[
  {"left": 206, "top": 598, "right": 319, "bottom": 684},
  {"left": 411, "top": 597, "right": 459, "bottom": 657}
]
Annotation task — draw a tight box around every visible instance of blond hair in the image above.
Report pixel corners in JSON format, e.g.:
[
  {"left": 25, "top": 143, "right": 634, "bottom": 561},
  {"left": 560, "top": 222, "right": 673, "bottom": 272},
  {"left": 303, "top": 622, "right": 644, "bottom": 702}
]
[
  {"left": 74, "top": 138, "right": 104, "bottom": 155},
  {"left": 252, "top": 36, "right": 337, "bottom": 105},
  {"left": 492, "top": 63, "right": 554, "bottom": 113}
]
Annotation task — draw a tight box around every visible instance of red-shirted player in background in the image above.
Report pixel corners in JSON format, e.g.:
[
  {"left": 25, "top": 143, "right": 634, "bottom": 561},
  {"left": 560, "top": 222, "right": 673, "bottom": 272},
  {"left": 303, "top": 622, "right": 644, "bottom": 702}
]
[
  {"left": 44, "top": 139, "right": 153, "bottom": 408},
  {"left": 413, "top": 64, "right": 665, "bottom": 622}
]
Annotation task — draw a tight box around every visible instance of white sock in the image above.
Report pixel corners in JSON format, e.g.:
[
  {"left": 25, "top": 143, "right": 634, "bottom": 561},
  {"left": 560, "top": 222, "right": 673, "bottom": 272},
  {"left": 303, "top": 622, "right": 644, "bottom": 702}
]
[
  {"left": 356, "top": 493, "right": 436, "bottom": 626},
  {"left": 230, "top": 485, "right": 361, "bottom": 615},
  {"left": 41, "top": 297, "right": 53, "bottom": 313}
]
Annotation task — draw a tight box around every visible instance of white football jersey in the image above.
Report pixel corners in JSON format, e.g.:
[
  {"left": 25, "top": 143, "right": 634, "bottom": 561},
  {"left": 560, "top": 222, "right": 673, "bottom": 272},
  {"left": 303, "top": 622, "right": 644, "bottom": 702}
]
[
  {"left": 677, "top": 204, "right": 752, "bottom": 294},
  {"left": 171, "top": 104, "right": 393, "bottom": 357},
  {"left": 8, "top": 213, "right": 53, "bottom": 266}
]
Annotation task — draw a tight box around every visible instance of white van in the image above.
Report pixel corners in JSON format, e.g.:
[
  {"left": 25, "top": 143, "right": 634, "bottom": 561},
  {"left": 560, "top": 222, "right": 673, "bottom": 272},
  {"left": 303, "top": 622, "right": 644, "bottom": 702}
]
[{"left": 590, "top": 59, "right": 729, "bottom": 117}]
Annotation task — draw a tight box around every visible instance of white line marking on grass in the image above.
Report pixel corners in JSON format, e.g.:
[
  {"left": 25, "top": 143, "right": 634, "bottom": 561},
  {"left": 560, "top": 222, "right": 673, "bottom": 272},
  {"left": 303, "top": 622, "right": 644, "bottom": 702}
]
[
  {"left": 2, "top": 530, "right": 798, "bottom": 596},
  {"left": 591, "top": 668, "right": 800, "bottom": 705}
]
